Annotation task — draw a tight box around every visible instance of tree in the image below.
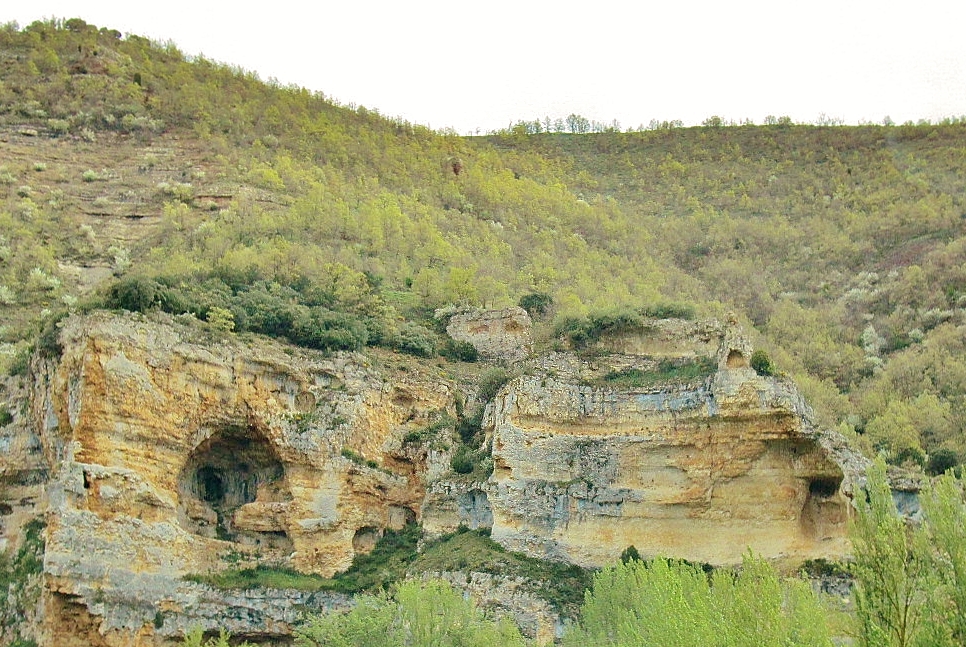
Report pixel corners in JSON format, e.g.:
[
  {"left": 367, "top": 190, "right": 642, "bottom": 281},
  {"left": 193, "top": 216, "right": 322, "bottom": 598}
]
[
  {"left": 564, "top": 553, "right": 832, "bottom": 647},
  {"left": 920, "top": 474, "right": 966, "bottom": 644},
  {"left": 702, "top": 115, "right": 724, "bottom": 129},
  {"left": 850, "top": 458, "right": 936, "bottom": 647},
  {"left": 566, "top": 114, "right": 590, "bottom": 134},
  {"left": 296, "top": 579, "right": 525, "bottom": 647}
]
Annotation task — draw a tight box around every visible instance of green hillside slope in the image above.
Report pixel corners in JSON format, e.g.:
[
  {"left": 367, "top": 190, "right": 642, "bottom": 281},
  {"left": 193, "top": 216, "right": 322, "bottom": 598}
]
[{"left": 2, "top": 18, "right": 966, "bottom": 468}]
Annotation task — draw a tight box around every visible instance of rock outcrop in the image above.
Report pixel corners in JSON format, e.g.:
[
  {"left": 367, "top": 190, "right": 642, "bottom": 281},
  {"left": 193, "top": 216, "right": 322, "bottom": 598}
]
[
  {"left": 487, "top": 318, "right": 856, "bottom": 569},
  {"left": 444, "top": 306, "right": 533, "bottom": 363},
  {"left": 0, "top": 310, "right": 867, "bottom": 645},
  {"left": 11, "top": 311, "right": 453, "bottom": 645}
]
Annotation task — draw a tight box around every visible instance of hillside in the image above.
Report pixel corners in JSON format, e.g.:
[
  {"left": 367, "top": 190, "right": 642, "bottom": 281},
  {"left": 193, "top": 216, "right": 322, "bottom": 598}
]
[
  {"left": 3, "top": 17, "right": 966, "bottom": 472},
  {"left": 4, "top": 16, "right": 966, "bottom": 646}
]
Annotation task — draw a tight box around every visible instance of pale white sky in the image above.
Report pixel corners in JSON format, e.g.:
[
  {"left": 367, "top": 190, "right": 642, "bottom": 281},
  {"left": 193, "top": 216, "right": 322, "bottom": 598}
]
[{"left": 8, "top": 1, "right": 966, "bottom": 134}]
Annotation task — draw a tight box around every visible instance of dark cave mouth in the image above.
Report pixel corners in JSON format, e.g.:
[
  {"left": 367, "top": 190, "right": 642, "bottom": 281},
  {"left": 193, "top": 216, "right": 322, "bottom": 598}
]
[
  {"left": 808, "top": 477, "right": 841, "bottom": 499},
  {"left": 178, "top": 425, "right": 293, "bottom": 549}
]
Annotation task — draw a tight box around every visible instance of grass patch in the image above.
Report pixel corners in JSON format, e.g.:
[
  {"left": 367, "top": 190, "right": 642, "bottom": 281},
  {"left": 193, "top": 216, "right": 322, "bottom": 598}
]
[
  {"left": 341, "top": 447, "right": 379, "bottom": 470},
  {"left": 412, "top": 528, "right": 593, "bottom": 615},
  {"left": 587, "top": 357, "right": 717, "bottom": 388},
  {"left": 183, "top": 525, "right": 592, "bottom": 615},
  {"left": 185, "top": 524, "right": 421, "bottom": 594}
]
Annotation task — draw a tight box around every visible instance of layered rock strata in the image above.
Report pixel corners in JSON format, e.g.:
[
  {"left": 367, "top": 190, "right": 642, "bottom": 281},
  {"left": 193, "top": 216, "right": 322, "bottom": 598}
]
[
  {"left": 0, "top": 310, "right": 867, "bottom": 645},
  {"left": 19, "top": 311, "right": 453, "bottom": 644},
  {"left": 487, "top": 318, "right": 856, "bottom": 568}
]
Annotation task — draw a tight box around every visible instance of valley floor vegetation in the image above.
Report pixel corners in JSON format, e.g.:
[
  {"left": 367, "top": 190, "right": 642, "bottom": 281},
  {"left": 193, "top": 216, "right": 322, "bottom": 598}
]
[{"left": 182, "top": 557, "right": 836, "bottom": 647}]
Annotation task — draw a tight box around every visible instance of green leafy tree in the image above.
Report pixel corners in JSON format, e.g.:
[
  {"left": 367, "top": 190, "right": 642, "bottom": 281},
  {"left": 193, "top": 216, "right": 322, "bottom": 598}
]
[
  {"left": 564, "top": 554, "right": 831, "bottom": 647},
  {"left": 920, "top": 474, "right": 966, "bottom": 644},
  {"left": 850, "top": 458, "right": 936, "bottom": 647},
  {"left": 296, "top": 579, "right": 525, "bottom": 647}
]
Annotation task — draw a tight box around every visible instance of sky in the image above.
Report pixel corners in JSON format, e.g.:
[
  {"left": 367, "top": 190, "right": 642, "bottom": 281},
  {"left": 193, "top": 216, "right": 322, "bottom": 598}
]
[{"left": 7, "top": 1, "right": 966, "bottom": 134}]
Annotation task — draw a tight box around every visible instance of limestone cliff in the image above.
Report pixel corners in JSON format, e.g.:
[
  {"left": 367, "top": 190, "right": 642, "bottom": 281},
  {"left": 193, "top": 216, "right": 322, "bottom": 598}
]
[
  {"left": 486, "top": 318, "right": 857, "bottom": 569},
  {"left": 0, "top": 310, "right": 867, "bottom": 645},
  {"left": 8, "top": 311, "right": 454, "bottom": 645}
]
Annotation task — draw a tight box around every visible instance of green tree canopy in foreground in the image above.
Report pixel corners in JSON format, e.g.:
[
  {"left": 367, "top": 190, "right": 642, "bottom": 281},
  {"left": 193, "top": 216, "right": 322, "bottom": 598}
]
[
  {"left": 851, "top": 459, "right": 966, "bottom": 647},
  {"left": 563, "top": 554, "right": 832, "bottom": 647},
  {"left": 295, "top": 579, "right": 526, "bottom": 647}
]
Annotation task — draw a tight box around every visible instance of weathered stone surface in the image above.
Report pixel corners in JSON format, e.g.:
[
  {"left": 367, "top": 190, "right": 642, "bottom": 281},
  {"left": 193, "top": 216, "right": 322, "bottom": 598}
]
[
  {"left": 486, "top": 319, "right": 862, "bottom": 570},
  {"left": 0, "top": 311, "right": 870, "bottom": 644},
  {"left": 444, "top": 307, "right": 533, "bottom": 363},
  {"left": 19, "top": 311, "right": 453, "bottom": 644}
]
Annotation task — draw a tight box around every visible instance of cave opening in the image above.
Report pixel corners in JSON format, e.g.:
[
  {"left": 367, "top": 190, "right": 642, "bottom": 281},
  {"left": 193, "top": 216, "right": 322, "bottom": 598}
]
[
  {"left": 198, "top": 466, "right": 225, "bottom": 503},
  {"left": 178, "top": 425, "right": 293, "bottom": 552},
  {"left": 808, "top": 477, "right": 841, "bottom": 499},
  {"left": 726, "top": 349, "right": 749, "bottom": 369}
]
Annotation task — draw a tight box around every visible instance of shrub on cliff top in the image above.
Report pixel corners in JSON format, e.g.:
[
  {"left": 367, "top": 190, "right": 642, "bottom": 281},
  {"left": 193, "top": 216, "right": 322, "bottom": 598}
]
[
  {"left": 518, "top": 292, "right": 553, "bottom": 317},
  {"left": 751, "top": 349, "right": 775, "bottom": 376}
]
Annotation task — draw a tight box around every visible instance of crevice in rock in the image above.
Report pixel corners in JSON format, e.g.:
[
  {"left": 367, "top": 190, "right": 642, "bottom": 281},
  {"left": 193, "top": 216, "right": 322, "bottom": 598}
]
[
  {"left": 457, "top": 489, "right": 493, "bottom": 530},
  {"left": 177, "top": 424, "right": 293, "bottom": 552}
]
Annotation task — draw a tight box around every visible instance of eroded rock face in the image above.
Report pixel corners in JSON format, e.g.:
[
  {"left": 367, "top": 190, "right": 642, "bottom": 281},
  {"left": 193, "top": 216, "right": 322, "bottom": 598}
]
[
  {"left": 486, "top": 319, "right": 858, "bottom": 569},
  {"left": 444, "top": 307, "right": 533, "bottom": 363},
  {"left": 23, "top": 311, "right": 452, "bottom": 644},
  {"left": 0, "top": 311, "right": 867, "bottom": 645}
]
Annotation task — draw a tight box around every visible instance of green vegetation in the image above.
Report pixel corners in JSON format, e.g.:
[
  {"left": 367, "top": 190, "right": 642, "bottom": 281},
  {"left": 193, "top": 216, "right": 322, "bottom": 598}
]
[
  {"left": 589, "top": 357, "right": 717, "bottom": 388},
  {"left": 181, "top": 628, "right": 254, "bottom": 647},
  {"left": 564, "top": 554, "right": 832, "bottom": 647},
  {"left": 750, "top": 349, "right": 776, "bottom": 376},
  {"left": 295, "top": 579, "right": 526, "bottom": 647},
  {"left": 340, "top": 448, "right": 379, "bottom": 470},
  {"left": 477, "top": 367, "right": 513, "bottom": 402},
  {"left": 413, "top": 528, "right": 592, "bottom": 614},
  {"left": 2, "top": 19, "right": 966, "bottom": 467},
  {"left": 0, "top": 518, "right": 45, "bottom": 645},
  {"left": 518, "top": 292, "right": 553, "bottom": 318},
  {"left": 186, "top": 525, "right": 589, "bottom": 615},
  {"left": 402, "top": 412, "right": 454, "bottom": 447},
  {"left": 849, "top": 459, "right": 966, "bottom": 647}
]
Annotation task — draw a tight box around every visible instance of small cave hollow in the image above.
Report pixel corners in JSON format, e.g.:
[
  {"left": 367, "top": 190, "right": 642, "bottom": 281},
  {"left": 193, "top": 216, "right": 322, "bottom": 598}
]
[
  {"left": 178, "top": 425, "right": 293, "bottom": 552},
  {"left": 726, "top": 349, "right": 749, "bottom": 369},
  {"left": 800, "top": 475, "right": 847, "bottom": 540},
  {"left": 808, "top": 476, "right": 841, "bottom": 499}
]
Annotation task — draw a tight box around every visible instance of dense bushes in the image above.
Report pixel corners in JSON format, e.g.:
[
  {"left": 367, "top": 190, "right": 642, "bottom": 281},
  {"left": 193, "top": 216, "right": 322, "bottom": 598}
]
[
  {"left": 564, "top": 554, "right": 832, "bottom": 647},
  {"left": 295, "top": 579, "right": 526, "bottom": 647},
  {"left": 555, "top": 304, "right": 697, "bottom": 349},
  {"left": 518, "top": 292, "right": 553, "bottom": 317},
  {"left": 107, "top": 275, "right": 385, "bottom": 353}
]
